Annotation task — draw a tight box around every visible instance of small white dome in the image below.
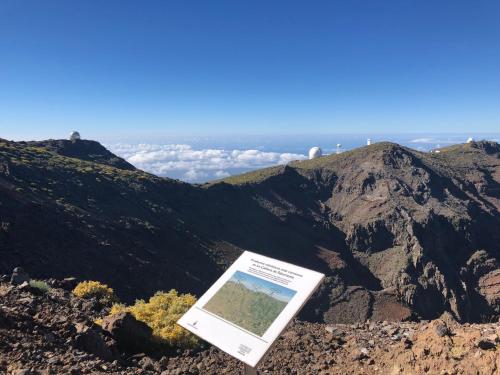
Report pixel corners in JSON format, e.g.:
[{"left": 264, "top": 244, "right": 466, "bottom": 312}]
[
  {"left": 308, "top": 146, "right": 322, "bottom": 159},
  {"left": 367, "top": 138, "right": 371, "bottom": 146},
  {"left": 466, "top": 137, "right": 474, "bottom": 143},
  {"left": 69, "top": 131, "right": 81, "bottom": 141}
]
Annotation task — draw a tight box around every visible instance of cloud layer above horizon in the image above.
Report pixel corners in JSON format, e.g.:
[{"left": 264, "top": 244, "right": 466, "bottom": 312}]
[
  {"left": 106, "top": 143, "right": 307, "bottom": 183},
  {"left": 104, "top": 134, "right": 499, "bottom": 183}
]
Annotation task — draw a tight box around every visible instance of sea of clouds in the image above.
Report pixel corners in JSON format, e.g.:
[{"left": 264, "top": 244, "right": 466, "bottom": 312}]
[
  {"left": 105, "top": 133, "right": 499, "bottom": 183},
  {"left": 106, "top": 143, "right": 307, "bottom": 183}
]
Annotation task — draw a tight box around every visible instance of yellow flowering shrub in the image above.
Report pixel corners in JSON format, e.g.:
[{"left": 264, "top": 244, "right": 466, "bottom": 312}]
[
  {"left": 109, "top": 302, "right": 128, "bottom": 315},
  {"left": 73, "top": 280, "right": 118, "bottom": 305},
  {"left": 94, "top": 317, "right": 103, "bottom": 326},
  {"left": 108, "top": 289, "right": 198, "bottom": 348}
]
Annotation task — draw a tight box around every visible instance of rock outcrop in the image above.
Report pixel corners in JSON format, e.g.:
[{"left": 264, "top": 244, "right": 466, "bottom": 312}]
[
  {"left": 73, "top": 323, "right": 117, "bottom": 362},
  {"left": 10, "top": 267, "right": 29, "bottom": 286},
  {"left": 101, "top": 312, "right": 153, "bottom": 353}
]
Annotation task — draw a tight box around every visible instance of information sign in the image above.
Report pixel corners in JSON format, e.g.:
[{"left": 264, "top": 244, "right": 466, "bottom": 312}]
[{"left": 178, "top": 251, "right": 325, "bottom": 367}]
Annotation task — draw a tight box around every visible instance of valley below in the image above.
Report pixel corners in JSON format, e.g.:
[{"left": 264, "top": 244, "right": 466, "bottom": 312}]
[{"left": 0, "top": 137, "right": 499, "bottom": 373}]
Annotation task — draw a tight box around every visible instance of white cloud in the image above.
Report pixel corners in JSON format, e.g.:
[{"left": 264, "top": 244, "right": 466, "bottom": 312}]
[
  {"left": 408, "top": 137, "right": 464, "bottom": 144},
  {"left": 106, "top": 143, "right": 306, "bottom": 183},
  {"left": 183, "top": 169, "right": 208, "bottom": 181},
  {"left": 214, "top": 170, "right": 230, "bottom": 178},
  {"left": 408, "top": 138, "right": 436, "bottom": 144}
]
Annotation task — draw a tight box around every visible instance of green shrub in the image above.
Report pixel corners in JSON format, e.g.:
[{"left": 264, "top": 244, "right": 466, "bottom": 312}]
[{"left": 29, "top": 279, "right": 50, "bottom": 295}]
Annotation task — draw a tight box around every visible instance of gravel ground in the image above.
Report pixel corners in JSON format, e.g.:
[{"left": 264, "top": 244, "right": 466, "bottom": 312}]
[{"left": 1, "top": 282, "right": 499, "bottom": 375}]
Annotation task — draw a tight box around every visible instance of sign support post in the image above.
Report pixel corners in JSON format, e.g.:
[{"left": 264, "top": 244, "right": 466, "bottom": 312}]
[{"left": 244, "top": 364, "right": 258, "bottom": 375}]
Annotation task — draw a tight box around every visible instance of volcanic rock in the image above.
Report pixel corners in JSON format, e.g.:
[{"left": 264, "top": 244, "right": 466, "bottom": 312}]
[
  {"left": 0, "top": 308, "right": 8, "bottom": 328},
  {"left": 101, "top": 312, "right": 153, "bottom": 353},
  {"left": 433, "top": 320, "right": 451, "bottom": 337},
  {"left": 0, "top": 138, "right": 499, "bottom": 323},
  {"left": 73, "top": 324, "right": 116, "bottom": 361},
  {"left": 10, "top": 267, "right": 29, "bottom": 286}
]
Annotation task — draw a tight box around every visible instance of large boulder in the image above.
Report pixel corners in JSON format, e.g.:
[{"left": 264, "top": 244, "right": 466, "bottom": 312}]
[
  {"left": 10, "top": 267, "right": 29, "bottom": 286},
  {"left": 102, "top": 312, "right": 153, "bottom": 353},
  {"left": 73, "top": 323, "right": 117, "bottom": 361}
]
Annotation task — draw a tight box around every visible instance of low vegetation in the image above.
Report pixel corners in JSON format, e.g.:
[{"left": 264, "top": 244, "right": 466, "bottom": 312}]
[
  {"left": 109, "top": 290, "right": 198, "bottom": 348},
  {"left": 216, "top": 165, "right": 283, "bottom": 185},
  {"left": 29, "top": 279, "right": 50, "bottom": 295},
  {"left": 73, "top": 280, "right": 118, "bottom": 305}
]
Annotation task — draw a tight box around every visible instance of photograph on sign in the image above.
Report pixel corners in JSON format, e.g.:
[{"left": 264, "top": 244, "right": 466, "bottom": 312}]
[
  {"left": 178, "top": 251, "right": 324, "bottom": 368},
  {"left": 203, "top": 270, "right": 297, "bottom": 336}
]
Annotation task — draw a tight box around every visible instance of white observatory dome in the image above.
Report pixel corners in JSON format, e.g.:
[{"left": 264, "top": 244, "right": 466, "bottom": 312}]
[
  {"left": 308, "top": 146, "right": 322, "bottom": 160},
  {"left": 466, "top": 137, "right": 474, "bottom": 144},
  {"left": 367, "top": 138, "right": 371, "bottom": 146},
  {"left": 69, "top": 131, "right": 81, "bottom": 141}
]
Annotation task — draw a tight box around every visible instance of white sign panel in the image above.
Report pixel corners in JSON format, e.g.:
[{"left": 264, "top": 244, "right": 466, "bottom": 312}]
[{"left": 178, "top": 251, "right": 325, "bottom": 367}]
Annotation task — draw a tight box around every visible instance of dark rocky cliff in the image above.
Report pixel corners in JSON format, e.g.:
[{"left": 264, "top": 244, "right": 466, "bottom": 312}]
[{"left": 0, "top": 138, "right": 498, "bottom": 323}]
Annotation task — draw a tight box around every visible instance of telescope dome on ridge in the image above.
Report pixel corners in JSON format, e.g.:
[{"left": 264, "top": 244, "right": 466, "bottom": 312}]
[
  {"left": 308, "top": 147, "right": 322, "bottom": 159},
  {"left": 69, "top": 131, "right": 81, "bottom": 141}
]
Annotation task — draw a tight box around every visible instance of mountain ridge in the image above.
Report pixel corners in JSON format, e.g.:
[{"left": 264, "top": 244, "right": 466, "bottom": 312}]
[{"left": 0, "top": 138, "right": 498, "bottom": 323}]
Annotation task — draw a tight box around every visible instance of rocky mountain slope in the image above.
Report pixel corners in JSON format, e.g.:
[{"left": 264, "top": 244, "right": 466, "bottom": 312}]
[
  {"left": 1, "top": 279, "right": 498, "bottom": 375},
  {"left": 0, "top": 138, "right": 498, "bottom": 323},
  {"left": 209, "top": 141, "right": 500, "bottom": 323},
  {"left": 0, "top": 138, "right": 221, "bottom": 300}
]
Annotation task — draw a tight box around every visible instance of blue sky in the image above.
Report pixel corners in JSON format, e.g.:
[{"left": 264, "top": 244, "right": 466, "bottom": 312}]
[
  {"left": 1, "top": 1, "right": 499, "bottom": 140},
  {"left": 229, "top": 271, "right": 296, "bottom": 303}
]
